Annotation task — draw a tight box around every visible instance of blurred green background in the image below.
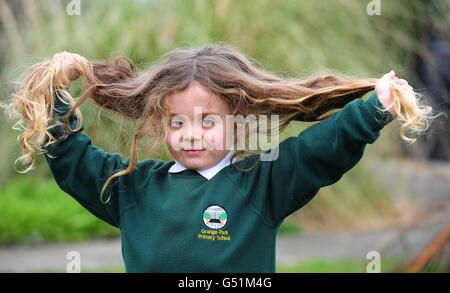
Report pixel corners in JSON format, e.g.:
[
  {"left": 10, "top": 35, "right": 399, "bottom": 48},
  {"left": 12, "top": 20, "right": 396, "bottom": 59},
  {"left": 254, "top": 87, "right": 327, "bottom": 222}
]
[{"left": 0, "top": 0, "right": 448, "bottom": 273}]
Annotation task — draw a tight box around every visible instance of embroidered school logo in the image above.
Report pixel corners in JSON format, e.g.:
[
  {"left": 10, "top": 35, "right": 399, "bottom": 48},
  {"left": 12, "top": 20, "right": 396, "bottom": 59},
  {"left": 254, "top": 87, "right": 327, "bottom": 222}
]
[{"left": 202, "top": 205, "right": 227, "bottom": 229}]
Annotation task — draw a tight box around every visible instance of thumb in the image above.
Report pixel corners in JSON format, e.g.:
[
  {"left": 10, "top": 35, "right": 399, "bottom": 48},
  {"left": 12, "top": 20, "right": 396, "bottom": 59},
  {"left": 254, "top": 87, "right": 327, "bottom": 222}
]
[{"left": 380, "top": 70, "right": 395, "bottom": 82}]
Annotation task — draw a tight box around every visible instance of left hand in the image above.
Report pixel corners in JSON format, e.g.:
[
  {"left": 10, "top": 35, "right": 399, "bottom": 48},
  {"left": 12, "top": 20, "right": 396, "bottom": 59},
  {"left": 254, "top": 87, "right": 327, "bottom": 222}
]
[
  {"left": 375, "top": 70, "right": 413, "bottom": 116},
  {"left": 53, "top": 51, "right": 89, "bottom": 82}
]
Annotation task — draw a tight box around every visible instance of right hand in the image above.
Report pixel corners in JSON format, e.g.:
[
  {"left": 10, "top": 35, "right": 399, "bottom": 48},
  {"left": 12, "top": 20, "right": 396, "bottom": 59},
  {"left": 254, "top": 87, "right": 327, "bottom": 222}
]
[
  {"left": 375, "top": 70, "right": 414, "bottom": 116},
  {"left": 52, "top": 51, "right": 89, "bottom": 81}
]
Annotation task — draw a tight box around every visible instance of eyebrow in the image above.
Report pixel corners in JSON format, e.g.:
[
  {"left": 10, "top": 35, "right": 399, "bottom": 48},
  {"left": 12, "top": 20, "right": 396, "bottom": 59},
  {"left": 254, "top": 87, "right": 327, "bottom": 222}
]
[{"left": 168, "top": 112, "right": 224, "bottom": 117}]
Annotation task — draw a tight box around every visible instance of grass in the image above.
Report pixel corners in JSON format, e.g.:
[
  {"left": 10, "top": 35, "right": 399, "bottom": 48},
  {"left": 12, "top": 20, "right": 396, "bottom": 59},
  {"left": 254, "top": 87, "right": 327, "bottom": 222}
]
[
  {"left": 0, "top": 173, "right": 300, "bottom": 244},
  {"left": 277, "top": 257, "right": 402, "bottom": 273},
  {"left": 28, "top": 257, "right": 447, "bottom": 273},
  {"left": 279, "top": 219, "right": 303, "bottom": 235},
  {"left": 0, "top": 173, "right": 298, "bottom": 244},
  {"left": 0, "top": 176, "right": 119, "bottom": 245},
  {"left": 0, "top": 160, "right": 396, "bottom": 244},
  {"left": 277, "top": 257, "right": 448, "bottom": 273},
  {"left": 0, "top": 0, "right": 447, "bottom": 243}
]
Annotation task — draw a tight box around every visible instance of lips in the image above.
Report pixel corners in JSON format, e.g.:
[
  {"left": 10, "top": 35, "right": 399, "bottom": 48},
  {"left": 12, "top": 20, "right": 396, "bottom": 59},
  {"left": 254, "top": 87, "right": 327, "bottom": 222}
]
[{"left": 183, "top": 149, "right": 205, "bottom": 155}]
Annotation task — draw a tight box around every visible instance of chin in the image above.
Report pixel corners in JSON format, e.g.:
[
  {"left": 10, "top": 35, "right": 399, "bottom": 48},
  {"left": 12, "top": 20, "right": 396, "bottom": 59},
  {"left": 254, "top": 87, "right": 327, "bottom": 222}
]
[{"left": 185, "top": 161, "right": 210, "bottom": 170}]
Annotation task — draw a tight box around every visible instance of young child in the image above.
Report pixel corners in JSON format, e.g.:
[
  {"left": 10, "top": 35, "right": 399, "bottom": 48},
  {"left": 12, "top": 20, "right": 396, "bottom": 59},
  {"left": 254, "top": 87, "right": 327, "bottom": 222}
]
[{"left": 6, "top": 45, "right": 433, "bottom": 273}]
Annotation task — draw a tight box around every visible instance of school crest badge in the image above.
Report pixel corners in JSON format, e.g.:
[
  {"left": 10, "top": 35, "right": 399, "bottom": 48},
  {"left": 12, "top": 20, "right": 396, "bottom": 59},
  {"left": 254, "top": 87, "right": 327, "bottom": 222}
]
[{"left": 202, "top": 205, "right": 228, "bottom": 230}]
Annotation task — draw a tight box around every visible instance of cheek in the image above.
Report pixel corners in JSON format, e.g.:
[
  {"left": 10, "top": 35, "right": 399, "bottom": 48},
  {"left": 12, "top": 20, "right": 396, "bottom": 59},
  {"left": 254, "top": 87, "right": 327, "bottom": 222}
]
[
  {"left": 203, "top": 131, "right": 215, "bottom": 148},
  {"left": 165, "top": 133, "right": 174, "bottom": 153},
  {"left": 165, "top": 131, "right": 173, "bottom": 147},
  {"left": 207, "top": 128, "right": 222, "bottom": 142},
  {"left": 204, "top": 126, "right": 227, "bottom": 149},
  {"left": 165, "top": 135, "right": 171, "bottom": 149},
  {"left": 165, "top": 130, "right": 183, "bottom": 150}
]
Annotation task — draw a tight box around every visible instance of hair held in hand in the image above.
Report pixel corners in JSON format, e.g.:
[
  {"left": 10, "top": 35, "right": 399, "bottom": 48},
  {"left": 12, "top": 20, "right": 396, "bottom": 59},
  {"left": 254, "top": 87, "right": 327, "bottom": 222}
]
[{"left": 4, "top": 44, "right": 436, "bottom": 203}]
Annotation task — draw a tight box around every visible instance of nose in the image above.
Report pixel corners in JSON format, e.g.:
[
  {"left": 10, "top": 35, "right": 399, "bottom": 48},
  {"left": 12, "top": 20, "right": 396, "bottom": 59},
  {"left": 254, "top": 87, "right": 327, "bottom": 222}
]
[{"left": 182, "top": 123, "right": 203, "bottom": 148}]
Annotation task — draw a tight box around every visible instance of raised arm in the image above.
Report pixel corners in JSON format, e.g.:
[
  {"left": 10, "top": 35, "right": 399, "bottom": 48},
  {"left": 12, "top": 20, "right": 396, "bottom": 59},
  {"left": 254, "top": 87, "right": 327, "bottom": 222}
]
[
  {"left": 227, "top": 91, "right": 396, "bottom": 227},
  {"left": 44, "top": 88, "right": 130, "bottom": 227},
  {"left": 269, "top": 92, "right": 395, "bottom": 221}
]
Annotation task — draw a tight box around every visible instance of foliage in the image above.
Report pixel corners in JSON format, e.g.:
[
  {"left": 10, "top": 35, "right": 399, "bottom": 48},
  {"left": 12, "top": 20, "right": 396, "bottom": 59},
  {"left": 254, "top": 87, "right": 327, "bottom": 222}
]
[
  {"left": 0, "top": 176, "right": 119, "bottom": 244},
  {"left": 0, "top": 0, "right": 446, "bottom": 243}
]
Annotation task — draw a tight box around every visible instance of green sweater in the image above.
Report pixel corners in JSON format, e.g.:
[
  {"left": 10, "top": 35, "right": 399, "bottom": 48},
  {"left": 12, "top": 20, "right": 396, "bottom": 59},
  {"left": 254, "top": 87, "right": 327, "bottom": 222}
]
[{"left": 44, "top": 89, "right": 395, "bottom": 273}]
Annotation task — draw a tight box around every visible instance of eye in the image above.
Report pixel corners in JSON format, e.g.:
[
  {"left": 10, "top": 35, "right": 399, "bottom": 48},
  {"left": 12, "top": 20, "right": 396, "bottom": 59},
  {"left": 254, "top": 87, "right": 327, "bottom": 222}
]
[
  {"left": 202, "top": 117, "right": 215, "bottom": 128},
  {"left": 170, "top": 119, "right": 183, "bottom": 128}
]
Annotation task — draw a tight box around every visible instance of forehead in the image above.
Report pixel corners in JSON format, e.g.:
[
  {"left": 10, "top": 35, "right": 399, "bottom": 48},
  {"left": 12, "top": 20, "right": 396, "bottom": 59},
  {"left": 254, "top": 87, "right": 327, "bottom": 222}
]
[{"left": 167, "top": 81, "right": 230, "bottom": 115}]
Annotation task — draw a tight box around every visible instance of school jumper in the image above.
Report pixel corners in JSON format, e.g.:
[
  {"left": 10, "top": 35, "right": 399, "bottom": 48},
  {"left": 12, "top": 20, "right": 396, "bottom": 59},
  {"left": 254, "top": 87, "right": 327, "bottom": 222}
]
[{"left": 44, "top": 89, "right": 395, "bottom": 272}]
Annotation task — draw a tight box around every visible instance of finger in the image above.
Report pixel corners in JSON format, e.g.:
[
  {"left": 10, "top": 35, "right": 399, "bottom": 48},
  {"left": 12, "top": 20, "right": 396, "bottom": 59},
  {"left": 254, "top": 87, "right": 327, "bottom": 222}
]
[
  {"left": 388, "top": 73, "right": 397, "bottom": 81},
  {"left": 76, "top": 55, "right": 88, "bottom": 63},
  {"left": 382, "top": 70, "right": 394, "bottom": 80},
  {"left": 395, "top": 82, "right": 413, "bottom": 91},
  {"left": 53, "top": 54, "right": 64, "bottom": 63},
  {"left": 72, "top": 53, "right": 83, "bottom": 60},
  {"left": 396, "top": 80, "right": 408, "bottom": 86}
]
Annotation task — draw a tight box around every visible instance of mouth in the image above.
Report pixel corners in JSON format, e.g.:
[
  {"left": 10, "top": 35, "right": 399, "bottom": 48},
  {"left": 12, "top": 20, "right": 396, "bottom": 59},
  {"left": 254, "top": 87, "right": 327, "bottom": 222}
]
[{"left": 183, "top": 149, "right": 205, "bottom": 155}]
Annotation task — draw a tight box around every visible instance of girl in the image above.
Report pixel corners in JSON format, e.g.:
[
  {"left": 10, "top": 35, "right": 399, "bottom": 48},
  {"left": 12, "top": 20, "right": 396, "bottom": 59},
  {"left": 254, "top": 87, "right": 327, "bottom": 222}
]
[{"left": 5, "top": 45, "right": 434, "bottom": 272}]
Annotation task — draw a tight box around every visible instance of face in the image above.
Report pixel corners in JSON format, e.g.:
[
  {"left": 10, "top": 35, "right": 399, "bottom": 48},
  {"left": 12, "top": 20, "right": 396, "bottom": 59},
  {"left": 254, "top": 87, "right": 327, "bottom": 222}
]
[{"left": 165, "top": 81, "right": 232, "bottom": 171}]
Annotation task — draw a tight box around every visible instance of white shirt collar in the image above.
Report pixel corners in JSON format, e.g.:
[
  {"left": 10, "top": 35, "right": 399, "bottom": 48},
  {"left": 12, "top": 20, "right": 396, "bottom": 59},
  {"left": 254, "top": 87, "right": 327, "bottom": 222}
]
[{"left": 168, "top": 149, "right": 236, "bottom": 180}]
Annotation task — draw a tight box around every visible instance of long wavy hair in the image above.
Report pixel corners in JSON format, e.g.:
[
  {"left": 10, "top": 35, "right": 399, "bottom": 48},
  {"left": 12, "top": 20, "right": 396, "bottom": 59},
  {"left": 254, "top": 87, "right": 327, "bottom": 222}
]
[{"left": 3, "top": 44, "right": 435, "bottom": 203}]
